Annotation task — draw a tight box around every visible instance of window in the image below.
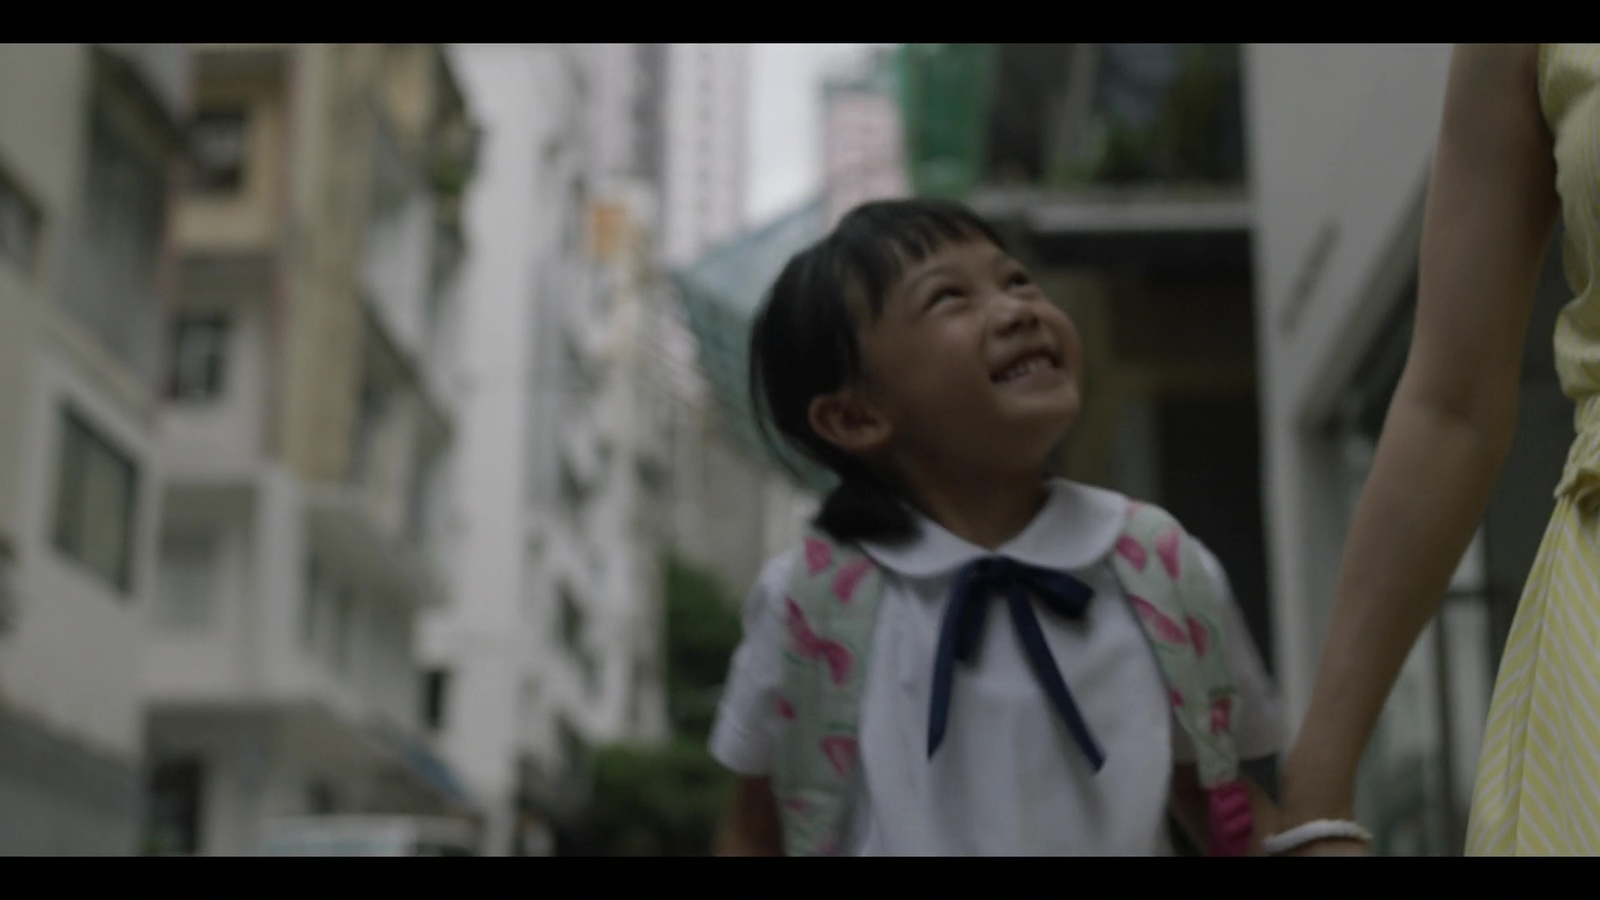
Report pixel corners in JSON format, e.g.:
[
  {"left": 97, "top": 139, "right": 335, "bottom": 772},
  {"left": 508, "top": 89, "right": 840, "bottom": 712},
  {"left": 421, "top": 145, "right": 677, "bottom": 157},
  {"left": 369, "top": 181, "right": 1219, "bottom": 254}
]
[
  {"left": 349, "top": 379, "right": 388, "bottom": 485},
  {"left": 408, "top": 449, "right": 439, "bottom": 544},
  {"left": 144, "top": 759, "right": 205, "bottom": 856},
  {"left": 422, "top": 668, "right": 450, "bottom": 731},
  {"left": 189, "top": 108, "right": 248, "bottom": 194},
  {"left": 155, "top": 527, "right": 216, "bottom": 627},
  {"left": 558, "top": 717, "right": 586, "bottom": 777},
  {"left": 0, "top": 162, "right": 42, "bottom": 274},
  {"left": 307, "top": 778, "right": 337, "bottom": 815},
  {"left": 60, "top": 86, "right": 170, "bottom": 385},
  {"left": 558, "top": 585, "right": 599, "bottom": 694},
  {"left": 167, "top": 314, "right": 229, "bottom": 402},
  {"left": 302, "top": 556, "right": 325, "bottom": 652},
  {"left": 558, "top": 586, "right": 584, "bottom": 652},
  {"left": 331, "top": 587, "right": 354, "bottom": 673},
  {"left": 53, "top": 407, "right": 139, "bottom": 593}
]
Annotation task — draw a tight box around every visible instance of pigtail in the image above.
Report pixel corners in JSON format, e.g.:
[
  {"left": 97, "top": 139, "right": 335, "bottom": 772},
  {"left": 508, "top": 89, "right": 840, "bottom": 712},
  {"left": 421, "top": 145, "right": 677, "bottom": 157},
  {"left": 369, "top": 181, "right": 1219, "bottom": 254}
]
[{"left": 813, "top": 467, "right": 918, "bottom": 546}]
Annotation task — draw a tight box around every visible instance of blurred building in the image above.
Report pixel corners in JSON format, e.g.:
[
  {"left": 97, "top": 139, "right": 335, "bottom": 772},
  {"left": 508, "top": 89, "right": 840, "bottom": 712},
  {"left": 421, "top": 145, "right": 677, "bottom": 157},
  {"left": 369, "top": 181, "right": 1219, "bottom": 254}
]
[
  {"left": 1244, "top": 43, "right": 1575, "bottom": 855},
  {"left": 138, "top": 43, "right": 480, "bottom": 856},
  {"left": 420, "top": 43, "right": 675, "bottom": 858},
  {"left": 0, "top": 42, "right": 192, "bottom": 856},
  {"left": 821, "top": 46, "right": 910, "bottom": 227},
  {"left": 884, "top": 43, "right": 1272, "bottom": 670},
  {"left": 660, "top": 44, "right": 748, "bottom": 269},
  {"left": 636, "top": 42, "right": 824, "bottom": 601}
]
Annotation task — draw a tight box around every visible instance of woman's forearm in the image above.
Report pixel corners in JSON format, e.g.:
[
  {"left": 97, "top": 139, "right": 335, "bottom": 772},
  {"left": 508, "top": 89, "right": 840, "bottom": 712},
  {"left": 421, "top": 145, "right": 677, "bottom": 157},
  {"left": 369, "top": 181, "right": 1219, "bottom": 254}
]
[
  {"left": 1275, "top": 46, "right": 1558, "bottom": 839},
  {"left": 1281, "top": 387, "right": 1517, "bottom": 818}
]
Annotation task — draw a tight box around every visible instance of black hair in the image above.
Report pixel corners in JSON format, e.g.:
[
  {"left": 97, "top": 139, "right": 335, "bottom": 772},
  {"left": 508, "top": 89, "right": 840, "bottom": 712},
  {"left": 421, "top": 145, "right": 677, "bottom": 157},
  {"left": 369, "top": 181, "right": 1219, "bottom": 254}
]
[{"left": 747, "top": 197, "right": 1013, "bottom": 546}]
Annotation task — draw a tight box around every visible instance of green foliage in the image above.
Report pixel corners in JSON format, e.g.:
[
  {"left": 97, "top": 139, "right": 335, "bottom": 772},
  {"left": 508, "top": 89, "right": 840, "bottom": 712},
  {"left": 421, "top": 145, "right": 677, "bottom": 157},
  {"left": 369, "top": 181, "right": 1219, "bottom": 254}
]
[
  {"left": 576, "top": 554, "right": 743, "bottom": 856},
  {"left": 584, "top": 737, "right": 736, "bottom": 857},
  {"left": 664, "top": 555, "right": 742, "bottom": 736},
  {"left": 1046, "top": 43, "right": 1243, "bottom": 189}
]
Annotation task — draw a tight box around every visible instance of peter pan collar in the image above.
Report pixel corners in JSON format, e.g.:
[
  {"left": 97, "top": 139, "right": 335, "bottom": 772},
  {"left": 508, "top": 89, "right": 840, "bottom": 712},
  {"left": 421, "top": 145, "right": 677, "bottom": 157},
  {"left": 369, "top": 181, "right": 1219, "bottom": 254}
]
[{"left": 857, "top": 478, "right": 1130, "bottom": 580}]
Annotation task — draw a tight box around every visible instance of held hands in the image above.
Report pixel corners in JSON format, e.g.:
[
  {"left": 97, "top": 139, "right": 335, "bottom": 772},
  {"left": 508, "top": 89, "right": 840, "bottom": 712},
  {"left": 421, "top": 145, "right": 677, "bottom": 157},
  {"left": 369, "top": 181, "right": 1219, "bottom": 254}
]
[
  {"left": 1265, "top": 759, "right": 1374, "bottom": 856},
  {"left": 1260, "top": 812, "right": 1375, "bottom": 857},
  {"left": 1274, "top": 835, "right": 1370, "bottom": 857}
]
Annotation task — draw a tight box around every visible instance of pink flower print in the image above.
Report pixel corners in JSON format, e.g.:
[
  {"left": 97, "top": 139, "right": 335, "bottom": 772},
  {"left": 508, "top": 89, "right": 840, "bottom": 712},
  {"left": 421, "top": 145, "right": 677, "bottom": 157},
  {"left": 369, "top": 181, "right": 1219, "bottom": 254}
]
[
  {"left": 833, "top": 558, "right": 873, "bottom": 603},
  {"left": 1130, "top": 595, "right": 1189, "bottom": 646},
  {"left": 1156, "top": 527, "right": 1183, "bottom": 579},
  {"left": 777, "top": 695, "right": 796, "bottom": 720},
  {"left": 1188, "top": 617, "right": 1209, "bottom": 658},
  {"left": 804, "top": 538, "right": 833, "bottom": 575},
  {"left": 817, "top": 838, "right": 841, "bottom": 856},
  {"left": 1115, "top": 535, "right": 1148, "bottom": 571},
  {"left": 820, "top": 736, "right": 858, "bottom": 776},
  {"left": 783, "top": 796, "right": 810, "bottom": 814},
  {"left": 785, "top": 599, "right": 855, "bottom": 686},
  {"left": 1210, "top": 696, "right": 1234, "bottom": 734},
  {"left": 1170, "top": 688, "right": 1185, "bottom": 708}
]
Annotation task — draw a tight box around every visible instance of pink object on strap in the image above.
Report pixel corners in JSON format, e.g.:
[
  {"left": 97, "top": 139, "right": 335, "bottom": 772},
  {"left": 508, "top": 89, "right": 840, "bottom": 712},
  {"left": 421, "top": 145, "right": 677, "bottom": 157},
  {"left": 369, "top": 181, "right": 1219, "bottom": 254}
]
[{"left": 1206, "top": 780, "right": 1253, "bottom": 856}]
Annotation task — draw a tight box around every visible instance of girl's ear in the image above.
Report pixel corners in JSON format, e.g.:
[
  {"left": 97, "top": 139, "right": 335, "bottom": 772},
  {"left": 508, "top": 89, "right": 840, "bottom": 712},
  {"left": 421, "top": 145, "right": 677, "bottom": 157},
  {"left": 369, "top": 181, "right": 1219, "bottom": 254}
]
[{"left": 807, "top": 386, "right": 892, "bottom": 457}]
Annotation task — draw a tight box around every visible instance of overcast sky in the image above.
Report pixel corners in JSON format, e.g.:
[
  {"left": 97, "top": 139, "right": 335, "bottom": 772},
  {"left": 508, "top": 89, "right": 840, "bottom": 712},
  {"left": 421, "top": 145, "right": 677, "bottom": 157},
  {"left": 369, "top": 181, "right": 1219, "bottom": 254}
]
[{"left": 745, "top": 43, "right": 890, "bottom": 224}]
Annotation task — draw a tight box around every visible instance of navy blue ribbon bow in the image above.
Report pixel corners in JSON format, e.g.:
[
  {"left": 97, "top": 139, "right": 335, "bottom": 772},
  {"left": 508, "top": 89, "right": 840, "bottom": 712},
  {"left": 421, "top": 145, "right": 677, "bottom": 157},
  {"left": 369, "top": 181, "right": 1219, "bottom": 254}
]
[{"left": 927, "top": 555, "right": 1104, "bottom": 770}]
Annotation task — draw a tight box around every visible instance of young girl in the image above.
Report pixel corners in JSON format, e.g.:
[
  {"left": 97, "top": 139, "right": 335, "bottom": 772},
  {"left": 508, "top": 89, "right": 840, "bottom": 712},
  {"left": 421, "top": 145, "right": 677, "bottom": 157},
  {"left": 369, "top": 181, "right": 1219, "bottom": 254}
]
[{"left": 709, "top": 198, "right": 1286, "bottom": 856}]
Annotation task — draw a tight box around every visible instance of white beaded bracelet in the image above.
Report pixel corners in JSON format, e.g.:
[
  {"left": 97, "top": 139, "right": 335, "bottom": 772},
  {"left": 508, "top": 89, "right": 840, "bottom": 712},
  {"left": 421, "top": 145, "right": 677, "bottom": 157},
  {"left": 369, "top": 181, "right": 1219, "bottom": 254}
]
[{"left": 1262, "top": 819, "right": 1375, "bottom": 856}]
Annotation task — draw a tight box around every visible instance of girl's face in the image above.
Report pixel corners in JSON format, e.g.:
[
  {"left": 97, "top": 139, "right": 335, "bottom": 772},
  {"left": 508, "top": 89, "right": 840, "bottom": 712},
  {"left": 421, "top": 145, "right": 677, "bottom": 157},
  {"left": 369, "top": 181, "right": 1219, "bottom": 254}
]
[{"left": 849, "top": 237, "right": 1084, "bottom": 478}]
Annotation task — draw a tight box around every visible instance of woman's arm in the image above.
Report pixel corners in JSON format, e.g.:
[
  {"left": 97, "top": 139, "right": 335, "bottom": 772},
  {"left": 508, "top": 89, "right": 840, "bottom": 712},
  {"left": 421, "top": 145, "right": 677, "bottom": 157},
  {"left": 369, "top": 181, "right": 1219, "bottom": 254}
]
[
  {"left": 714, "top": 776, "right": 785, "bottom": 856},
  {"left": 1276, "top": 43, "right": 1561, "bottom": 852}
]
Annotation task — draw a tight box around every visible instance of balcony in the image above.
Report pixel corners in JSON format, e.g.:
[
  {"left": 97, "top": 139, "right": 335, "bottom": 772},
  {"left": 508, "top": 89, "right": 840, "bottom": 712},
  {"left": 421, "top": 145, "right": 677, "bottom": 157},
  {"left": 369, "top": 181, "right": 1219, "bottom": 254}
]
[
  {"left": 897, "top": 43, "right": 1247, "bottom": 200},
  {"left": 306, "top": 484, "right": 447, "bottom": 613},
  {"left": 670, "top": 199, "right": 832, "bottom": 490}
]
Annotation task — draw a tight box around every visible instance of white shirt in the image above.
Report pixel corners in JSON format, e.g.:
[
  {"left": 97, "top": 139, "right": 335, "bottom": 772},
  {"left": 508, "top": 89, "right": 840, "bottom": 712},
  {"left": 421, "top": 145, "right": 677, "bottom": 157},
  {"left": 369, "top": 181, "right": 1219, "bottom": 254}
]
[{"left": 709, "top": 478, "right": 1283, "bottom": 856}]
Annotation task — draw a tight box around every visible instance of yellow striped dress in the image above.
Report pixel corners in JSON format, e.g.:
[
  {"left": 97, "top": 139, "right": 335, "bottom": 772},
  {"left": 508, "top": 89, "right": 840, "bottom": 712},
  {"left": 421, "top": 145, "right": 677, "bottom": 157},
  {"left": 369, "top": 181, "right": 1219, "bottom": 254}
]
[{"left": 1467, "top": 43, "right": 1600, "bottom": 856}]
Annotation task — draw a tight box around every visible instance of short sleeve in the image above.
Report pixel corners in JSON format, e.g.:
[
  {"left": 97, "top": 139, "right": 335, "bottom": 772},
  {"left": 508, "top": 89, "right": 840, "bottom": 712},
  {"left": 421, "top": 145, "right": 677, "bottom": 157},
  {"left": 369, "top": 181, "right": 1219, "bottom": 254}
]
[
  {"left": 1170, "top": 542, "right": 1285, "bottom": 764},
  {"left": 708, "top": 551, "right": 797, "bottom": 776}
]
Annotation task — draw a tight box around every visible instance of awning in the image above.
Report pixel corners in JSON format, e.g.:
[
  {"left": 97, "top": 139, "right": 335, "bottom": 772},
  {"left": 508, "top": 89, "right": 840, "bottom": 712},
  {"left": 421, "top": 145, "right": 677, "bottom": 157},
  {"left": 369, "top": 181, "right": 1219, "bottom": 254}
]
[
  {"left": 670, "top": 199, "right": 833, "bottom": 492},
  {"left": 968, "top": 186, "right": 1253, "bottom": 277},
  {"left": 365, "top": 720, "right": 477, "bottom": 813},
  {"left": 305, "top": 485, "right": 448, "bottom": 611}
]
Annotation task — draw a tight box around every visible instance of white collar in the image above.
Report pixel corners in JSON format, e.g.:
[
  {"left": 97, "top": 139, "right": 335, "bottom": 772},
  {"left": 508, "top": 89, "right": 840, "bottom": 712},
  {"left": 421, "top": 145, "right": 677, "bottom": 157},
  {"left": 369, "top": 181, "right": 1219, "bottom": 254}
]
[{"left": 857, "top": 478, "right": 1130, "bottom": 580}]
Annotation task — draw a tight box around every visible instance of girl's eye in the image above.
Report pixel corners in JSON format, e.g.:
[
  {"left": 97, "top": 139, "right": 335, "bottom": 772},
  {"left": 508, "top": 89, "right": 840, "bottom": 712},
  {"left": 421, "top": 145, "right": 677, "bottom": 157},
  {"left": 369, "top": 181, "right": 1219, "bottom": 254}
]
[
  {"left": 1007, "top": 271, "right": 1033, "bottom": 289},
  {"left": 927, "top": 288, "right": 961, "bottom": 308}
]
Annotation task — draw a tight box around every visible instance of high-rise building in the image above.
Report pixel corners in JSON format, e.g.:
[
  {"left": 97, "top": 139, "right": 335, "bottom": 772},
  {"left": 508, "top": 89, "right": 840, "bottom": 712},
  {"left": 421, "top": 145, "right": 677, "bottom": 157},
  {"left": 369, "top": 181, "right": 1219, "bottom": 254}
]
[
  {"left": 821, "top": 46, "right": 909, "bottom": 227},
  {"left": 139, "top": 43, "right": 480, "bottom": 856},
  {"left": 660, "top": 44, "right": 749, "bottom": 268},
  {"left": 420, "top": 43, "right": 674, "bottom": 857},
  {"left": 0, "top": 42, "right": 193, "bottom": 856}
]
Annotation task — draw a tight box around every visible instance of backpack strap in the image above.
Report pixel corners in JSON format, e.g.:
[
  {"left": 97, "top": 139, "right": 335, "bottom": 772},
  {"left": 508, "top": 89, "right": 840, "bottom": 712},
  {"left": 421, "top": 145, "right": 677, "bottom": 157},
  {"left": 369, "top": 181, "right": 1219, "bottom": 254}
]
[
  {"left": 772, "top": 505, "right": 1251, "bottom": 857},
  {"left": 1106, "top": 501, "right": 1251, "bottom": 856},
  {"left": 772, "top": 530, "right": 884, "bottom": 856}
]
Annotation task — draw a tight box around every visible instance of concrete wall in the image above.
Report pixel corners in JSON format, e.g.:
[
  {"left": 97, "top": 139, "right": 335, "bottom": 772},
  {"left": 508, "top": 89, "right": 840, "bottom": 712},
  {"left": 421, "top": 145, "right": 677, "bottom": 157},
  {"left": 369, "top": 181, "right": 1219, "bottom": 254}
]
[
  {"left": 1244, "top": 43, "right": 1454, "bottom": 720},
  {"left": 0, "top": 45, "right": 88, "bottom": 550}
]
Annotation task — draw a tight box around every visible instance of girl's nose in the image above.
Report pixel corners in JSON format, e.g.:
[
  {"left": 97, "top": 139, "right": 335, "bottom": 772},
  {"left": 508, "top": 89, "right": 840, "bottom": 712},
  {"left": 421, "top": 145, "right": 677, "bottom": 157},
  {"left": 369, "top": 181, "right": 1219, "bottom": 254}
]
[{"left": 992, "top": 292, "right": 1040, "bottom": 333}]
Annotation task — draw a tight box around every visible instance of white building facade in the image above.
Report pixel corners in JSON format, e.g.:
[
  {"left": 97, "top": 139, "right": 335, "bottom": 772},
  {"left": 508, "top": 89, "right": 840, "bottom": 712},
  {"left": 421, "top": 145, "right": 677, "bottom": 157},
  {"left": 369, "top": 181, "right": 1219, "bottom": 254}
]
[
  {"left": 140, "top": 43, "right": 479, "bottom": 857},
  {"left": 0, "top": 43, "right": 192, "bottom": 856},
  {"left": 421, "top": 43, "right": 676, "bottom": 858},
  {"left": 660, "top": 44, "right": 749, "bottom": 269}
]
